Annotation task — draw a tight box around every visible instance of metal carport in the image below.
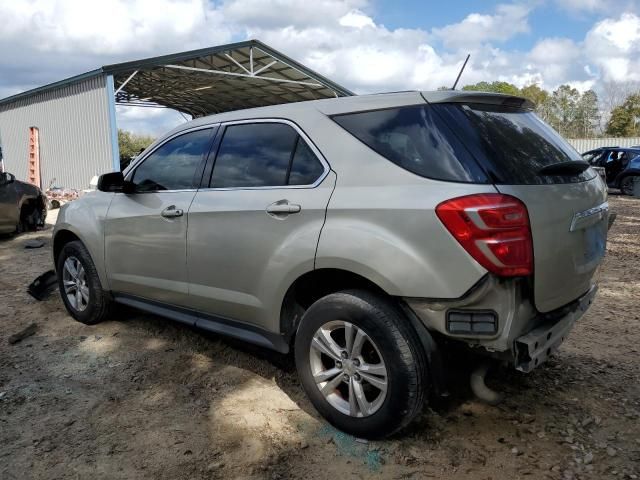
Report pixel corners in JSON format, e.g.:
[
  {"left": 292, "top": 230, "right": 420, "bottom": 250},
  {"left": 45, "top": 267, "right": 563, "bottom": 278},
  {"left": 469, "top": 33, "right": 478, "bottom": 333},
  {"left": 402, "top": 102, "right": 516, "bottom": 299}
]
[{"left": 0, "top": 40, "right": 352, "bottom": 190}]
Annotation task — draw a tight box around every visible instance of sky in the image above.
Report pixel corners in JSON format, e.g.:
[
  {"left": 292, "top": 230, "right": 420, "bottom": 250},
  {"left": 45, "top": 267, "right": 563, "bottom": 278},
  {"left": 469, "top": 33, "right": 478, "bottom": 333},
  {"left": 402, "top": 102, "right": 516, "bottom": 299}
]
[{"left": 1, "top": 0, "right": 639, "bottom": 135}]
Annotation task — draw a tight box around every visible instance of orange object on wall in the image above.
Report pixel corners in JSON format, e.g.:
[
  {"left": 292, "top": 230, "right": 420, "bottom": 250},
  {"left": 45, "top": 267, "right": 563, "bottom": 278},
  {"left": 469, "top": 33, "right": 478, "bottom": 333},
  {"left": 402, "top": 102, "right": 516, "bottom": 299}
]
[{"left": 28, "top": 126, "right": 41, "bottom": 188}]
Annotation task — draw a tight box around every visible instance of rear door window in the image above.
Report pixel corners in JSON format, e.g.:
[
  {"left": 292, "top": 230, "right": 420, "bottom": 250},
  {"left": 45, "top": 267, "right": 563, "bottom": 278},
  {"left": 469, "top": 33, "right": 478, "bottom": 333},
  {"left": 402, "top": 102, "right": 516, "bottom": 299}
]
[
  {"left": 288, "top": 138, "right": 325, "bottom": 185},
  {"left": 332, "top": 106, "right": 488, "bottom": 183},
  {"left": 210, "top": 123, "right": 325, "bottom": 188}
]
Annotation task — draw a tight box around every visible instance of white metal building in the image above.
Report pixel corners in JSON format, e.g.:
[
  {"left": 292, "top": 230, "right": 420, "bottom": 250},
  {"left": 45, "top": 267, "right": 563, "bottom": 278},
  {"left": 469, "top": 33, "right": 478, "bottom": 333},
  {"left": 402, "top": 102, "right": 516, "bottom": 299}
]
[{"left": 0, "top": 40, "right": 352, "bottom": 190}]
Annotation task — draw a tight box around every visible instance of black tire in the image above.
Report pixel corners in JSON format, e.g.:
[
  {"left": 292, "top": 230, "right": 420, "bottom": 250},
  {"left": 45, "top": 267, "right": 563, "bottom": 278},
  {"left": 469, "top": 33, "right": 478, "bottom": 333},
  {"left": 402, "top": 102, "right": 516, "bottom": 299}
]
[
  {"left": 56, "top": 240, "right": 112, "bottom": 325},
  {"left": 620, "top": 176, "right": 636, "bottom": 196},
  {"left": 294, "top": 289, "right": 427, "bottom": 439}
]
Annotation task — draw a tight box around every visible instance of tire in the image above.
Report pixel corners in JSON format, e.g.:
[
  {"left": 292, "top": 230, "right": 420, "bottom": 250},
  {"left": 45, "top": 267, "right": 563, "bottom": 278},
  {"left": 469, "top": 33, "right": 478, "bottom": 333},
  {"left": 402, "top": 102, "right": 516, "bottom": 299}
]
[
  {"left": 620, "top": 176, "right": 636, "bottom": 196},
  {"left": 17, "top": 202, "right": 44, "bottom": 232},
  {"left": 294, "top": 289, "right": 427, "bottom": 439},
  {"left": 56, "top": 240, "right": 112, "bottom": 325}
]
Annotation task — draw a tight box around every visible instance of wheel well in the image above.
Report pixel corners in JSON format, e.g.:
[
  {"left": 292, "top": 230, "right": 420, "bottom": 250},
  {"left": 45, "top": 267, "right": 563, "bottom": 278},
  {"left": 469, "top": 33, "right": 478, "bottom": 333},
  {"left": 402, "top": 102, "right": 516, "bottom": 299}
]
[
  {"left": 19, "top": 198, "right": 39, "bottom": 219},
  {"left": 53, "top": 230, "right": 81, "bottom": 265},
  {"left": 280, "top": 268, "right": 387, "bottom": 341}
]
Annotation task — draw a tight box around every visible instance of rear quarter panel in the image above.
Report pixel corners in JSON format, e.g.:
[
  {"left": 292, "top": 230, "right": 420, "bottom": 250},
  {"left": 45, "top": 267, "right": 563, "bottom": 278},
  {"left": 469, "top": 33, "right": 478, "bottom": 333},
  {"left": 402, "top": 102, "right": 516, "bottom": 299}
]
[{"left": 306, "top": 112, "right": 496, "bottom": 299}]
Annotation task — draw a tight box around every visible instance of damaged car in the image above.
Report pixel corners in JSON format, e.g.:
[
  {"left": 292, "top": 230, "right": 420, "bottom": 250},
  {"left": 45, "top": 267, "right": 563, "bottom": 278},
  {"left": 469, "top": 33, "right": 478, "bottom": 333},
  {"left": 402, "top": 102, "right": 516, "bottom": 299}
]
[
  {"left": 0, "top": 171, "right": 47, "bottom": 235},
  {"left": 53, "top": 91, "right": 610, "bottom": 438}
]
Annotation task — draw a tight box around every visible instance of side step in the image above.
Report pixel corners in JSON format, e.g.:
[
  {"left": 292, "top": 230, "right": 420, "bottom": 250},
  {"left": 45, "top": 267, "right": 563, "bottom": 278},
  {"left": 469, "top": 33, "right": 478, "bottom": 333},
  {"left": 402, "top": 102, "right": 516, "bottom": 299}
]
[{"left": 113, "top": 293, "right": 290, "bottom": 354}]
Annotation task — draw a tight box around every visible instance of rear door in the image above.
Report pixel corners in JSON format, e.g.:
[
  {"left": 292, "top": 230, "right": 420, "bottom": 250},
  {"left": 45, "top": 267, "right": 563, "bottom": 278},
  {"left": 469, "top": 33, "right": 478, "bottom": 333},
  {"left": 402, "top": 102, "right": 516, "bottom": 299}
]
[
  {"left": 105, "top": 127, "right": 214, "bottom": 307},
  {"left": 187, "top": 120, "right": 335, "bottom": 331},
  {"left": 432, "top": 102, "right": 608, "bottom": 313}
]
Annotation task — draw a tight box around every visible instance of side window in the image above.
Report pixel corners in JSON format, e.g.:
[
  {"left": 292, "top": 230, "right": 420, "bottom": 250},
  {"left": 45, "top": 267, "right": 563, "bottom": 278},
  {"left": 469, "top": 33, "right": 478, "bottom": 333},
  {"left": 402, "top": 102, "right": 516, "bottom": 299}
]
[
  {"left": 131, "top": 128, "right": 212, "bottom": 192},
  {"left": 288, "top": 139, "right": 325, "bottom": 185},
  {"left": 333, "top": 106, "right": 487, "bottom": 183},
  {"left": 210, "top": 122, "right": 324, "bottom": 188}
]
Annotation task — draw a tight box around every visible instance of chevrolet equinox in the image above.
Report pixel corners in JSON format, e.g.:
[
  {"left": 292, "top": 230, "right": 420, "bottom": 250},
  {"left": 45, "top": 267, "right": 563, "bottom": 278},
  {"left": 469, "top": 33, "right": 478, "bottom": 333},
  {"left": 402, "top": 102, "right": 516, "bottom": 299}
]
[{"left": 53, "top": 91, "right": 609, "bottom": 438}]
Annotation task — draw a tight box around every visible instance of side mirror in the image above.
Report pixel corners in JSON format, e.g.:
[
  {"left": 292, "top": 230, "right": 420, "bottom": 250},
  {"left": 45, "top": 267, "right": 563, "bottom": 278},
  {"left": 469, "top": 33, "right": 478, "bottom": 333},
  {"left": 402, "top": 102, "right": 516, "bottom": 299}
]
[{"left": 97, "top": 172, "right": 134, "bottom": 193}]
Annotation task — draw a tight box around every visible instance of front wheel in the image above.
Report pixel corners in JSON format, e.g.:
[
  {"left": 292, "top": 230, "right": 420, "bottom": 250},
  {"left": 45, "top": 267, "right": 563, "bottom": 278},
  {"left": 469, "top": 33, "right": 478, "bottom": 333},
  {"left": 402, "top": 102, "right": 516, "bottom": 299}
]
[
  {"left": 620, "top": 176, "right": 637, "bottom": 196},
  {"left": 294, "top": 290, "right": 427, "bottom": 439},
  {"left": 57, "top": 240, "right": 112, "bottom": 325}
]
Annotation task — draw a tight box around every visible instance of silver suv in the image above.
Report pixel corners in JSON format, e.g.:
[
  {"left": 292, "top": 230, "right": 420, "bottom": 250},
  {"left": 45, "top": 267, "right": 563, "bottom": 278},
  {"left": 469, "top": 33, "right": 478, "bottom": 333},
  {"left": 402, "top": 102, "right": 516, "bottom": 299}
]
[{"left": 53, "top": 91, "right": 609, "bottom": 438}]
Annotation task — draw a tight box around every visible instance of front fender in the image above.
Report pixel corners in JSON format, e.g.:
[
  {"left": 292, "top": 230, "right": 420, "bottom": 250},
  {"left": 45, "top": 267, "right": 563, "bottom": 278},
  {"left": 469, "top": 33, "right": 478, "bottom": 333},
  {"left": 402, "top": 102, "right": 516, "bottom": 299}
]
[{"left": 53, "top": 192, "right": 114, "bottom": 289}]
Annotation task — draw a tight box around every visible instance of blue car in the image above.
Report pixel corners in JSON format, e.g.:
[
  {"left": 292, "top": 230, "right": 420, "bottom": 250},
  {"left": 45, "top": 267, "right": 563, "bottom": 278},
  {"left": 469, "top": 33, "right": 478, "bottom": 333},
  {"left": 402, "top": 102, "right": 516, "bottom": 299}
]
[{"left": 582, "top": 147, "right": 640, "bottom": 195}]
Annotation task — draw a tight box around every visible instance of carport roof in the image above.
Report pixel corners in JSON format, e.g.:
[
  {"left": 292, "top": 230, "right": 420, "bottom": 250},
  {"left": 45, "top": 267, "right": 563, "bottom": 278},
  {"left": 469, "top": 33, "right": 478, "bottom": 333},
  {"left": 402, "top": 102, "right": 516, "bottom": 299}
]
[{"left": 0, "top": 40, "right": 354, "bottom": 115}]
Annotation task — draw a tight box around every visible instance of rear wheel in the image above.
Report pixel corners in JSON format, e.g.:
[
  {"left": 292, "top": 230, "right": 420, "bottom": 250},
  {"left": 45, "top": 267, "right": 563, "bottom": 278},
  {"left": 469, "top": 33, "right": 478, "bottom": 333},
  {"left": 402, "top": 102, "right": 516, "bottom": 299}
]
[
  {"left": 620, "top": 176, "right": 636, "bottom": 196},
  {"left": 57, "top": 240, "right": 112, "bottom": 325},
  {"left": 294, "top": 290, "right": 427, "bottom": 439}
]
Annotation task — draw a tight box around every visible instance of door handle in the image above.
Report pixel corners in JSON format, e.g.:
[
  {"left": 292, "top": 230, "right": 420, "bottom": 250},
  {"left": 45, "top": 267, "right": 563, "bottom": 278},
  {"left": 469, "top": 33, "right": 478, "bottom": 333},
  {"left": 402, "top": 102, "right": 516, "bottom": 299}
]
[
  {"left": 161, "top": 205, "right": 184, "bottom": 218},
  {"left": 266, "top": 201, "right": 301, "bottom": 216}
]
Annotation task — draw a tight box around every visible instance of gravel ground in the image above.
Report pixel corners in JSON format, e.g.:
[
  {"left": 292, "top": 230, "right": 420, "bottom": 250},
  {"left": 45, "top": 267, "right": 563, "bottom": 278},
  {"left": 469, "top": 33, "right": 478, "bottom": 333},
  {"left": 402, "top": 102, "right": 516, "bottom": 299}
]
[{"left": 1, "top": 194, "right": 639, "bottom": 480}]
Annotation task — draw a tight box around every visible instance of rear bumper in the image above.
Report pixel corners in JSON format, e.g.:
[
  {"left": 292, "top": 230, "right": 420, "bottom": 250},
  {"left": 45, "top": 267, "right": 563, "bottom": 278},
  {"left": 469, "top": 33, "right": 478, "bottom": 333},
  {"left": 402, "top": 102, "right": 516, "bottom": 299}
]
[
  {"left": 405, "top": 276, "right": 598, "bottom": 371},
  {"left": 514, "top": 284, "right": 597, "bottom": 372}
]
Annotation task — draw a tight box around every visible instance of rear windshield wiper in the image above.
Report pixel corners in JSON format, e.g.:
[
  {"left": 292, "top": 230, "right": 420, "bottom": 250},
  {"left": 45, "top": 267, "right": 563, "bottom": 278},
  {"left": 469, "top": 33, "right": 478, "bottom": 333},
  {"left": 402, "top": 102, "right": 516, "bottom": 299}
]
[{"left": 538, "top": 161, "right": 590, "bottom": 176}]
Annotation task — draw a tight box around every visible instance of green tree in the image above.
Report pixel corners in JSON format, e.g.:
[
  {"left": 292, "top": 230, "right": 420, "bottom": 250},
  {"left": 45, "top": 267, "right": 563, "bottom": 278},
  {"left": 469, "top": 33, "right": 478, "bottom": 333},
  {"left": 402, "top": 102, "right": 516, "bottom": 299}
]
[
  {"left": 575, "top": 90, "right": 600, "bottom": 137},
  {"left": 548, "top": 85, "right": 581, "bottom": 137},
  {"left": 118, "top": 129, "right": 155, "bottom": 170},
  {"left": 462, "top": 81, "right": 521, "bottom": 96},
  {"left": 520, "top": 83, "right": 548, "bottom": 107},
  {"left": 605, "top": 93, "right": 640, "bottom": 137},
  {"left": 520, "top": 83, "right": 553, "bottom": 123}
]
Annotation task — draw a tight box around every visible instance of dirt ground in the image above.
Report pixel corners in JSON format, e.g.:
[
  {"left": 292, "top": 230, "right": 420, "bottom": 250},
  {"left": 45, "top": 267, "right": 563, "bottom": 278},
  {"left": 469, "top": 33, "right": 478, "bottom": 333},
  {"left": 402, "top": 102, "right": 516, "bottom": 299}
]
[{"left": 1, "top": 195, "right": 639, "bottom": 480}]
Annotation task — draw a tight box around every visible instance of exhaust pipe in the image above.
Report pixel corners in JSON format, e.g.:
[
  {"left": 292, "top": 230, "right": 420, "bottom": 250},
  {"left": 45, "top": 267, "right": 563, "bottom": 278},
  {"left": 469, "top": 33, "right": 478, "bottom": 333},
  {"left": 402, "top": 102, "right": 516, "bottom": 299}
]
[{"left": 470, "top": 361, "right": 502, "bottom": 405}]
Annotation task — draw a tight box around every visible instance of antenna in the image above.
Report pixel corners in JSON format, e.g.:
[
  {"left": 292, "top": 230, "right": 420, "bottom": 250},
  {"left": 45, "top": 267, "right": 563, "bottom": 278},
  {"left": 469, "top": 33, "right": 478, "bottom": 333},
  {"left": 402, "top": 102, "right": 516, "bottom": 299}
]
[{"left": 451, "top": 54, "right": 471, "bottom": 90}]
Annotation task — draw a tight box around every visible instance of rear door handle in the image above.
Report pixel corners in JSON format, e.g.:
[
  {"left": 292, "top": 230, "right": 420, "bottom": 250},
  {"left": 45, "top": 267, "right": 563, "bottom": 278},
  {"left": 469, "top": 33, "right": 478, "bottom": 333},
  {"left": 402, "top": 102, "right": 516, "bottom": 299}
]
[
  {"left": 161, "top": 205, "right": 184, "bottom": 218},
  {"left": 266, "top": 201, "right": 301, "bottom": 216}
]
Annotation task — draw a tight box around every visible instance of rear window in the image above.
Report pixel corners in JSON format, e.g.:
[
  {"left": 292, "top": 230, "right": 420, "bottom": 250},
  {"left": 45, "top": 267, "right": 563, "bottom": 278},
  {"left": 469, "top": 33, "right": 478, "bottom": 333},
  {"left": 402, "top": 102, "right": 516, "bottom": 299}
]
[
  {"left": 431, "top": 103, "right": 596, "bottom": 184},
  {"left": 333, "top": 104, "right": 595, "bottom": 185}
]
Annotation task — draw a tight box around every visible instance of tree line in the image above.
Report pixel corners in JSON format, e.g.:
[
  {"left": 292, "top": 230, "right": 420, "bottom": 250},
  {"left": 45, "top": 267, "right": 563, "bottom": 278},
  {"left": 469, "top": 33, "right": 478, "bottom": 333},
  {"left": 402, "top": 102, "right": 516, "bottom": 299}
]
[{"left": 458, "top": 81, "right": 640, "bottom": 138}]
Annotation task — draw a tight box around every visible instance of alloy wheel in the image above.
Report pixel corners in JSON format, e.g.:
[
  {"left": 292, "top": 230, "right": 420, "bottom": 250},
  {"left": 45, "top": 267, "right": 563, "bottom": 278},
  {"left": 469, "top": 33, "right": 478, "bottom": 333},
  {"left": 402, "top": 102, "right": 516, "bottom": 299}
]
[
  {"left": 62, "top": 256, "right": 90, "bottom": 311},
  {"left": 309, "top": 320, "right": 388, "bottom": 417}
]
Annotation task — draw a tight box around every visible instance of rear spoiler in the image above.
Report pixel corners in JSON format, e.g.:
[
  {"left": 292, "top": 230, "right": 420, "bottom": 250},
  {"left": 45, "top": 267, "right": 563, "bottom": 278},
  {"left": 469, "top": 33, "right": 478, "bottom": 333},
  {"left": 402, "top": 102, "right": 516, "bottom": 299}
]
[{"left": 421, "top": 91, "right": 535, "bottom": 111}]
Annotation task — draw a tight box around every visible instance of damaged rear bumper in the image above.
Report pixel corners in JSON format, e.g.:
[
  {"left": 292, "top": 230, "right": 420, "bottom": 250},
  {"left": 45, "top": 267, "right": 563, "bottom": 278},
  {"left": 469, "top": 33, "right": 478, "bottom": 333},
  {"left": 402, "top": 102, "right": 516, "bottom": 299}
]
[
  {"left": 514, "top": 284, "right": 597, "bottom": 373},
  {"left": 405, "top": 276, "right": 599, "bottom": 372}
]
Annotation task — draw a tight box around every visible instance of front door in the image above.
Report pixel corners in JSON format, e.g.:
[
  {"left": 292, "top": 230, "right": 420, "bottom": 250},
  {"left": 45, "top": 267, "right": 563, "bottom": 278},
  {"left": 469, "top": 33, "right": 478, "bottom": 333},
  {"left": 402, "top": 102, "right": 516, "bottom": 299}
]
[
  {"left": 604, "top": 150, "right": 627, "bottom": 183},
  {"left": 105, "top": 127, "right": 214, "bottom": 307},
  {"left": 187, "top": 121, "right": 335, "bottom": 332}
]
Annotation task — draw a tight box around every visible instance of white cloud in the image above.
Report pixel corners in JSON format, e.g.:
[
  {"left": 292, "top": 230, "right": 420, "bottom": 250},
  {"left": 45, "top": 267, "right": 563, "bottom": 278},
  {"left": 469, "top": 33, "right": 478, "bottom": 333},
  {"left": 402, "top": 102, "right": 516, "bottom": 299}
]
[
  {"left": 221, "top": 0, "right": 366, "bottom": 29},
  {"left": 584, "top": 13, "right": 640, "bottom": 82},
  {"left": 2, "top": 0, "right": 640, "bottom": 136},
  {"left": 0, "top": 0, "right": 232, "bottom": 55},
  {"left": 339, "top": 9, "right": 376, "bottom": 29},
  {"left": 554, "top": 0, "right": 639, "bottom": 15},
  {"left": 432, "top": 4, "right": 531, "bottom": 50},
  {"left": 116, "top": 106, "right": 190, "bottom": 137}
]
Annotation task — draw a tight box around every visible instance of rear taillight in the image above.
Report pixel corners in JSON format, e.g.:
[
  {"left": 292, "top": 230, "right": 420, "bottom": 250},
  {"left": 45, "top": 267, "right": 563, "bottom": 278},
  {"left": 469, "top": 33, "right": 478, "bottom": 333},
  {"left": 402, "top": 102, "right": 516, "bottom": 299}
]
[{"left": 435, "top": 193, "right": 533, "bottom": 277}]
